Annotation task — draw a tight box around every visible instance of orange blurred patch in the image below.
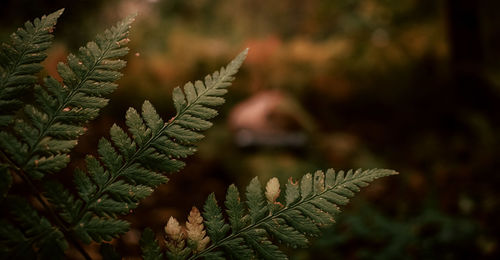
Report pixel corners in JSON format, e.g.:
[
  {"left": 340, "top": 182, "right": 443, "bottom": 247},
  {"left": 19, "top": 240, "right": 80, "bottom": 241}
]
[{"left": 41, "top": 43, "right": 67, "bottom": 81}]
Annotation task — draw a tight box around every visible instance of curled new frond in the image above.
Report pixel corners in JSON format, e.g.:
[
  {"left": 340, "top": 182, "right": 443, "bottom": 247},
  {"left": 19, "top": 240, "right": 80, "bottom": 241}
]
[
  {"left": 177, "top": 168, "right": 397, "bottom": 260},
  {"left": 68, "top": 49, "right": 247, "bottom": 244}
]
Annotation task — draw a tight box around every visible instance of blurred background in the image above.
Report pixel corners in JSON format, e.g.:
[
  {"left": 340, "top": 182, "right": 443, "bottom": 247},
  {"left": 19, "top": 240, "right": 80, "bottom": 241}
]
[{"left": 2, "top": 0, "right": 500, "bottom": 259}]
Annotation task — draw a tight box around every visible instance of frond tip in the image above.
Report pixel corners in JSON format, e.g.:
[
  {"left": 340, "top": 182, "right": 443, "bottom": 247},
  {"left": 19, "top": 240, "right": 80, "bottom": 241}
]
[
  {"left": 0, "top": 9, "right": 63, "bottom": 127},
  {"left": 141, "top": 168, "right": 397, "bottom": 259},
  {"left": 66, "top": 49, "right": 247, "bottom": 245}
]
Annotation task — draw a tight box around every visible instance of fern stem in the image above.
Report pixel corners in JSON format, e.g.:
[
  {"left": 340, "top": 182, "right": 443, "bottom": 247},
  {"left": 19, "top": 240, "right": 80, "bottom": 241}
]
[{"left": 189, "top": 179, "right": 358, "bottom": 260}]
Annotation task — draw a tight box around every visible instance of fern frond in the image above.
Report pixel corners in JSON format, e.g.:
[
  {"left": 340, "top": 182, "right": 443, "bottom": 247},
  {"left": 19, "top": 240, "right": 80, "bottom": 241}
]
[
  {"left": 172, "top": 168, "right": 398, "bottom": 259},
  {"left": 0, "top": 12, "right": 135, "bottom": 258},
  {"left": 0, "top": 13, "right": 134, "bottom": 180},
  {"left": 0, "top": 197, "right": 68, "bottom": 259},
  {"left": 0, "top": 9, "right": 63, "bottom": 127},
  {"left": 68, "top": 49, "right": 247, "bottom": 243}
]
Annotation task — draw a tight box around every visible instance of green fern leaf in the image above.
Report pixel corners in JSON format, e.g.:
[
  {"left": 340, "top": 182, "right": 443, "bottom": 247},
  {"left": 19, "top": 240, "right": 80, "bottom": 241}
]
[
  {"left": 142, "top": 100, "right": 164, "bottom": 134},
  {"left": 220, "top": 237, "right": 254, "bottom": 260},
  {"left": 74, "top": 214, "right": 129, "bottom": 243},
  {"left": 152, "top": 136, "right": 195, "bottom": 158},
  {"left": 242, "top": 229, "right": 287, "bottom": 260},
  {"left": 24, "top": 154, "right": 70, "bottom": 179},
  {"left": 121, "top": 162, "right": 168, "bottom": 186},
  {"left": 0, "top": 219, "right": 34, "bottom": 259},
  {"left": 300, "top": 173, "right": 313, "bottom": 198},
  {"left": 86, "top": 155, "right": 110, "bottom": 188},
  {"left": 67, "top": 50, "right": 247, "bottom": 244},
  {"left": 279, "top": 209, "right": 320, "bottom": 236},
  {"left": 262, "top": 218, "right": 308, "bottom": 248},
  {"left": 106, "top": 180, "right": 153, "bottom": 203},
  {"left": 246, "top": 177, "right": 268, "bottom": 223},
  {"left": 203, "top": 193, "right": 230, "bottom": 243},
  {"left": 284, "top": 177, "right": 300, "bottom": 206},
  {"left": 74, "top": 168, "right": 96, "bottom": 202},
  {"left": 88, "top": 194, "right": 135, "bottom": 217},
  {"left": 0, "top": 9, "right": 63, "bottom": 127},
  {"left": 140, "top": 228, "right": 164, "bottom": 260},
  {"left": 0, "top": 13, "right": 134, "bottom": 181},
  {"left": 125, "top": 107, "right": 150, "bottom": 146},
  {"left": 184, "top": 168, "right": 397, "bottom": 259},
  {"left": 0, "top": 132, "right": 28, "bottom": 165},
  {"left": 296, "top": 203, "right": 333, "bottom": 226},
  {"left": 43, "top": 181, "right": 82, "bottom": 223},
  {"left": 98, "top": 138, "right": 123, "bottom": 175},
  {"left": 225, "top": 184, "right": 248, "bottom": 233},
  {"left": 1, "top": 197, "right": 68, "bottom": 259}
]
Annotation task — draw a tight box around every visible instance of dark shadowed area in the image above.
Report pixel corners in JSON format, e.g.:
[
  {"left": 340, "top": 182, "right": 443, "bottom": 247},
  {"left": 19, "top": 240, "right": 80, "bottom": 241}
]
[{"left": 1, "top": 0, "right": 499, "bottom": 258}]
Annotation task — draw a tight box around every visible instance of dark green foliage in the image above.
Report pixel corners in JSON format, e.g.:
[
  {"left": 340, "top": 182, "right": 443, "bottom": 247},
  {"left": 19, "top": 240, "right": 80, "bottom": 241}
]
[
  {"left": 141, "top": 228, "right": 164, "bottom": 260},
  {"left": 139, "top": 169, "right": 397, "bottom": 259},
  {"left": 246, "top": 177, "right": 268, "bottom": 223},
  {"left": 73, "top": 214, "right": 130, "bottom": 244},
  {"left": 0, "top": 10, "right": 135, "bottom": 258},
  {"left": 221, "top": 237, "right": 254, "bottom": 259},
  {"left": 0, "top": 197, "right": 68, "bottom": 259},
  {"left": 0, "top": 165, "right": 11, "bottom": 200},
  {"left": 44, "top": 181, "right": 82, "bottom": 223},
  {"left": 0, "top": 12, "right": 134, "bottom": 181},
  {"left": 100, "top": 243, "right": 122, "bottom": 260},
  {"left": 0, "top": 10, "right": 63, "bottom": 199},
  {"left": 242, "top": 229, "right": 287, "bottom": 260},
  {"left": 203, "top": 193, "right": 230, "bottom": 243},
  {"left": 0, "top": 9, "right": 63, "bottom": 127},
  {"left": 67, "top": 49, "right": 247, "bottom": 244},
  {"left": 185, "top": 169, "right": 397, "bottom": 259},
  {"left": 310, "top": 204, "right": 479, "bottom": 260},
  {"left": 225, "top": 184, "right": 248, "bottom": 233}
]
